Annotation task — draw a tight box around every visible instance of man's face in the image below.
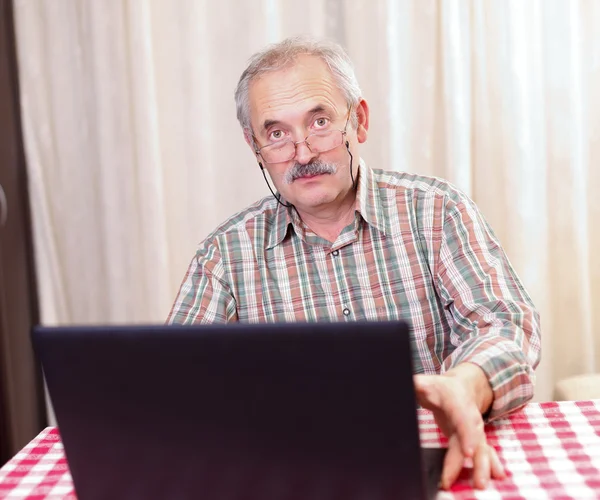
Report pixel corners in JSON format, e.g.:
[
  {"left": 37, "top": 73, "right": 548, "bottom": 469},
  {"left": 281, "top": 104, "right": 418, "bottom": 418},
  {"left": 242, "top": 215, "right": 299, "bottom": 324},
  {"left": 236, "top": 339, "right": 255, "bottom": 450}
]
[{"left": 247, "top": 55, "right": 368, "bottom": 212}]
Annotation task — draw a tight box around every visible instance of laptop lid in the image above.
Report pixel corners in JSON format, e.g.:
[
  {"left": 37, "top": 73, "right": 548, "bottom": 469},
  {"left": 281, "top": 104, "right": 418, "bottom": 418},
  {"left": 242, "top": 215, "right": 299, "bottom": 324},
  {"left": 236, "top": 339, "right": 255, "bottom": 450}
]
[{"left": 33, "top": 321, "right": 444, "bottom": 500}]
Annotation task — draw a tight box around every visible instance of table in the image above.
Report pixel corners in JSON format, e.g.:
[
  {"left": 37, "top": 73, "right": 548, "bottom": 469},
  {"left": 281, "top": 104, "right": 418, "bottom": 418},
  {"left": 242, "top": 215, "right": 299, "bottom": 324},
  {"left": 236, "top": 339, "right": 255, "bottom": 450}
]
[{"left": 1, "top": 400, "right": 599, "bottom": 499}]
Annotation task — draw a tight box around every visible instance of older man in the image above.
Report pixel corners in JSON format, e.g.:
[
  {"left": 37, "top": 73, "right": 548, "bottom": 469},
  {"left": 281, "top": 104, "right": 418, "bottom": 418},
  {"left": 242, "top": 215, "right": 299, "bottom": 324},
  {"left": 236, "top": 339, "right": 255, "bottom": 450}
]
[{"left": 168, "top": 36, "right": 541, "bottom": 490}]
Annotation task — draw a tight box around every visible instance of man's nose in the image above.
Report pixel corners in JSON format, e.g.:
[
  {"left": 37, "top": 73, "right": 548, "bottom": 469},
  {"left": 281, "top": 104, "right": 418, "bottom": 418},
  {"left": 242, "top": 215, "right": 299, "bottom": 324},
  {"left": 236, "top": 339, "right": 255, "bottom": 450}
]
[{"left": 294, "top": 140, "right": 318, "bottom": 165}]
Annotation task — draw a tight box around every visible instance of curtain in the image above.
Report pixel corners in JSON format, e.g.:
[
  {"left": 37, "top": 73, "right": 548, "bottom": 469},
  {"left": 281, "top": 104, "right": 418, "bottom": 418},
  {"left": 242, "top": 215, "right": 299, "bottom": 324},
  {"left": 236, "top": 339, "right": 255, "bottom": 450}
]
[{"left": 12, "top": 0, "right": 600, "bottom": 404}]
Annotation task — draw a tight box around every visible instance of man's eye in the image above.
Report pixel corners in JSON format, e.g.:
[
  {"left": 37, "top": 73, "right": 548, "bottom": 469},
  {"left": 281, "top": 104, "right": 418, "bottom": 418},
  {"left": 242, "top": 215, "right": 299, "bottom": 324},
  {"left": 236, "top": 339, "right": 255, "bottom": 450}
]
[
  {"left": 269, "top": 130, "right": 283, "bottom": 141},
  {"left": 314, "top": 117, "right": 329, "bottom": 128}
]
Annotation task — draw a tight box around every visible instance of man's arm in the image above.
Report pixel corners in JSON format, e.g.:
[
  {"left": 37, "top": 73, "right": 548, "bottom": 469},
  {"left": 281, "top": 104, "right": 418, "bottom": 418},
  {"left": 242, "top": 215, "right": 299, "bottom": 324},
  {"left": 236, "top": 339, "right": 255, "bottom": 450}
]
[
  {"left": 167, "top": 241, "right": 238, "bottom": 324},
  {"left": 414, "top": 194, "right": 541, "bottom": 489},
  {"left": 433, "top": 196, "right": 542, "bottom": 420}
]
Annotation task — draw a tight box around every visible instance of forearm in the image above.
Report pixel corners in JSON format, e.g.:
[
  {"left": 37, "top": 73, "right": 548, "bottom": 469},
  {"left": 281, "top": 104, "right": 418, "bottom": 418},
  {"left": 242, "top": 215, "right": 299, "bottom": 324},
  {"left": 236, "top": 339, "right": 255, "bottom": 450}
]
[{"left": 442, "top": 334, "right": 537, "bottom": 420}]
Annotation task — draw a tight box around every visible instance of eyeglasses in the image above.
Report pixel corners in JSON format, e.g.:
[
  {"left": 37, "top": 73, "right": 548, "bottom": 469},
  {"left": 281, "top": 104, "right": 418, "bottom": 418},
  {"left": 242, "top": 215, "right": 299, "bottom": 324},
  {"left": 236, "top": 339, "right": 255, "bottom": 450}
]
[{"left": 254, "top": 108, "right": 352, "bottom": 164}]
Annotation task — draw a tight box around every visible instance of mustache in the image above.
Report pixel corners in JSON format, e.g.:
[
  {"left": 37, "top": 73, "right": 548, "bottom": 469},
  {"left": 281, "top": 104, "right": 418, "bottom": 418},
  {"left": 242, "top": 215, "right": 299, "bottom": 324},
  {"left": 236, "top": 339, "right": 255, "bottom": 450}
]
[{"left": 284, "top": 159, "right": 338, "bottom": 184}]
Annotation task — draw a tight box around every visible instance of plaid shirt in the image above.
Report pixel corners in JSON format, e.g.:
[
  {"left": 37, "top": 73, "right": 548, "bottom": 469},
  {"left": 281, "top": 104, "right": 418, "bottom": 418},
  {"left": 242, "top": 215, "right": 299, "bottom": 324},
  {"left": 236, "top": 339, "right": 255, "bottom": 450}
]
[{"left": 168, "top": 161, "right": 541, "bottom": 420}]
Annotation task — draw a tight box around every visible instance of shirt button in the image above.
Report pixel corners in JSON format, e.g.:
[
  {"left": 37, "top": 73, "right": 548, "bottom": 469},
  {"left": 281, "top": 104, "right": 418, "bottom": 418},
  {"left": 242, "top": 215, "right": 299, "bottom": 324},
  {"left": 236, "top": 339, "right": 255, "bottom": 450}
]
[
  {"left": 342, "top": 308, "right": 351, "bottom": 316},
  {"left": 332, "top": 250, "right": 339, "bottom": 256}
]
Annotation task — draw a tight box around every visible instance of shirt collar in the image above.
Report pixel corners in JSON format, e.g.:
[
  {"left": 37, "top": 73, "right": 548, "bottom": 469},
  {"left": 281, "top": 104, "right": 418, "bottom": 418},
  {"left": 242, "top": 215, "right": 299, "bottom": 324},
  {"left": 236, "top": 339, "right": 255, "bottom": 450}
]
[
  {"left": 267, "top": 199, "right": 296, "bottom": 250},
  {"left": 266, "top": 159, "right": 387, "bottom": 250},
  {"left": 355, "top": 159, "right": 387, "bottom": 236}
]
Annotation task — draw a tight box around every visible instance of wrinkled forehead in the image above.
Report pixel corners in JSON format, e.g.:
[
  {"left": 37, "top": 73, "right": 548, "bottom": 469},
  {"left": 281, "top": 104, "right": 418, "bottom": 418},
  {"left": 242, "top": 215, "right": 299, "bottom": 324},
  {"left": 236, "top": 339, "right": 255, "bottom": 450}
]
[{"left": 248, "top": 55, "right": 347, "bottom": 134}]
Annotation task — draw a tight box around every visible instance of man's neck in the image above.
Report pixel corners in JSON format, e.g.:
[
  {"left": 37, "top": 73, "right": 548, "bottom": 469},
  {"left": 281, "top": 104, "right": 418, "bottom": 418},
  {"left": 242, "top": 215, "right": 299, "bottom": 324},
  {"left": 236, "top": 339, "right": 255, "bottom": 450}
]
[{"left": 295, "top": 192, "right": 357, "bottom": 244}]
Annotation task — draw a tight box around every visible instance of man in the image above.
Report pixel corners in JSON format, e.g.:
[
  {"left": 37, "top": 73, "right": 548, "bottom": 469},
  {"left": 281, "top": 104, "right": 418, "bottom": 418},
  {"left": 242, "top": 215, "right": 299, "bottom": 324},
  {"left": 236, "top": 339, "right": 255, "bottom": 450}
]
[{"left": 168, "top": 36, "right": 541, "bottom": 490}]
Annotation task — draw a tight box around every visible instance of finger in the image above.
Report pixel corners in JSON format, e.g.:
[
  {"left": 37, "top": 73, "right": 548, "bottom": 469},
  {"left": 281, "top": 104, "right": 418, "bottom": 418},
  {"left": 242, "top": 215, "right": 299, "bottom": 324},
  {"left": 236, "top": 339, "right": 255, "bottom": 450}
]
[
  {"left": 440, "top": 436, "right": 465, "bottom": 490},
  {"left": 472, "top": 442, "right": 491, "bottom": 489},
  {"left": 453, "top": 407, "right": 484, "bottom": 458},
  {"left": 489, "top": 445, "right": 506, "bottom": 479}
]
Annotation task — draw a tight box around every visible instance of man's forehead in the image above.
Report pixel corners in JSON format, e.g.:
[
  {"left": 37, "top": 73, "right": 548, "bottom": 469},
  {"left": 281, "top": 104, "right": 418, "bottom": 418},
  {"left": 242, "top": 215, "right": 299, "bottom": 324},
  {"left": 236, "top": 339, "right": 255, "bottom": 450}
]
[{"left": 248, "top": 55, "right": 345, "bottom": 128}]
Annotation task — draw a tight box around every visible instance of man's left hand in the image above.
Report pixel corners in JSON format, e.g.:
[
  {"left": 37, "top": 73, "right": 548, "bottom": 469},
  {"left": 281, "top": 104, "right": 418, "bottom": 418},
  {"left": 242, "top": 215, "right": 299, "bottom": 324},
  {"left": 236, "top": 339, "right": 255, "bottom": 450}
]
[{"left": 414, "top": 363, "right": 506, "bottom": 490}]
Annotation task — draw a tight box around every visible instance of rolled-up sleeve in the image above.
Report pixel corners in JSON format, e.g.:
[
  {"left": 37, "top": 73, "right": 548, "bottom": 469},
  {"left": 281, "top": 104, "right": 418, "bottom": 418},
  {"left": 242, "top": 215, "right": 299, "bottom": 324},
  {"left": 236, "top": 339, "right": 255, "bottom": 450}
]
[
  {"left": 434, "top": 196, "right": 541, "bottom": 421},
  {"left": 167, "top": 241, "right": 238, "bottom": 324}
]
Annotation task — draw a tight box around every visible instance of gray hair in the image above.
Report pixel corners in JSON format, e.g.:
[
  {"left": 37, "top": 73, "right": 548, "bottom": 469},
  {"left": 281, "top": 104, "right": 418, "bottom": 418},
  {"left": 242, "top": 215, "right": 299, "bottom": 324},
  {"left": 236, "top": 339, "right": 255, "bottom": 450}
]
[{"left": 234, "top": 36, "right": 362, "bottom": 135}]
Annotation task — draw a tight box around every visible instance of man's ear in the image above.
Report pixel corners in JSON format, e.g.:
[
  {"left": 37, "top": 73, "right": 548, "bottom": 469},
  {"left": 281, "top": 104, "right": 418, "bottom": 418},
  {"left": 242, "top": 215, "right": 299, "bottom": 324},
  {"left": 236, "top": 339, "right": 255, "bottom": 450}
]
[
  {"left": 356, "top": 99, "right": 369, "bottom": 144},
  {"left": 244, "top": 130, "right": 264, "bottom": 169},
  {"left": 244, "top": 130, "right": 256, "bottom": 150}
]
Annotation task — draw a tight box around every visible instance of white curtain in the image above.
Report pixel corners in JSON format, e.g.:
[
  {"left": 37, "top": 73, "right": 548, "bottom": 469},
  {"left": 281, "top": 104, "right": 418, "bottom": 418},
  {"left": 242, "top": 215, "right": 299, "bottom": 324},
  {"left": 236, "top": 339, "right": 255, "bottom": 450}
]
[{"left": 13, "top": 0, "right": 600, "bottom": 403}]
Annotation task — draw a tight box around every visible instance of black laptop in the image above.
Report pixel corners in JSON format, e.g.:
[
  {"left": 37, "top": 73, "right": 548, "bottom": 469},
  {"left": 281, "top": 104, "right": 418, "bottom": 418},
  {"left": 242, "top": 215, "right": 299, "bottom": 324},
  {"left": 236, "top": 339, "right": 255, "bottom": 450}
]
[{"left": 33, "top": 321, "right": 446, "bottom": 500}]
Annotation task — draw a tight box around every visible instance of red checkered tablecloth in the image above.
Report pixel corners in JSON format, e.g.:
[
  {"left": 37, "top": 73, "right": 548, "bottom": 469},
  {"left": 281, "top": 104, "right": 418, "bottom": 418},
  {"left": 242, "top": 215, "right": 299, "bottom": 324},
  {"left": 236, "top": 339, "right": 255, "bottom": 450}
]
[{"left": 1, "top": 400, "right": 600, "bottom": 499}]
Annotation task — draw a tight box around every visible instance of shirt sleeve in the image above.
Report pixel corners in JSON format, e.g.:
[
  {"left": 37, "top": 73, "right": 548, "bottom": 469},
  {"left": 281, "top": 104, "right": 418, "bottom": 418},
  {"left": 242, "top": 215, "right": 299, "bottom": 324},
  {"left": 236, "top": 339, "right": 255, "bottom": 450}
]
[
  {"left": 167, "top": 240, "right": 238, "bottom": 324},
  {"left": 433, "top": 196, "right": 542, "bottom": 421}
]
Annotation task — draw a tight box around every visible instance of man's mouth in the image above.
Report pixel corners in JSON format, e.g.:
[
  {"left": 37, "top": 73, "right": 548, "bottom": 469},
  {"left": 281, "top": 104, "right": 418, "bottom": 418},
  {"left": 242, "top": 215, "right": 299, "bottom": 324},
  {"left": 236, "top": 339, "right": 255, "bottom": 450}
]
[{"left": 296, "top": 172, "right": 327, "bottom": 181}]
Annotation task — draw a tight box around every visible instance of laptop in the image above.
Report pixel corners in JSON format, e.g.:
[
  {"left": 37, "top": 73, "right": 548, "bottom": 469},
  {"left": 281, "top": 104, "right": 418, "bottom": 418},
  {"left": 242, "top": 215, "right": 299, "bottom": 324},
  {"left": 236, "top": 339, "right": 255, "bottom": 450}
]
[{"left": 33, "top": 321, "right": 446, "bottom": 500}]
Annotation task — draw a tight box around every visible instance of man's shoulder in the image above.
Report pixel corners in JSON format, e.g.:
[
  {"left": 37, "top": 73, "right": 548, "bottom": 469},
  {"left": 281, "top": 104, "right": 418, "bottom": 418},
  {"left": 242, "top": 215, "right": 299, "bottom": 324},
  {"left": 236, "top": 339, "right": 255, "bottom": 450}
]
[
  {"left": 370, "top": 168, "right": 466, "bottom": 203},
  {"left": 198, "top": 196, "right": 281, "bottom": 250}
]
